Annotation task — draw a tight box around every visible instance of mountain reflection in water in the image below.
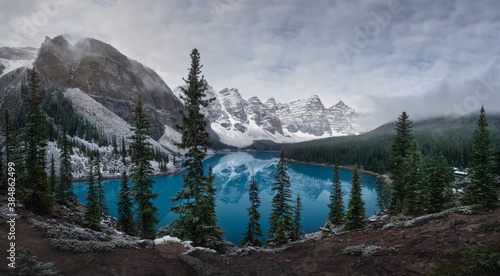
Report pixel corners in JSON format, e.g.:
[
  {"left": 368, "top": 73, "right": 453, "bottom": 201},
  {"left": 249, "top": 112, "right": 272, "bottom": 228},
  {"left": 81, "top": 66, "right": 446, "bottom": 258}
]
[{"left": 74, "top": 151, "right": 377, "bottom": 244}]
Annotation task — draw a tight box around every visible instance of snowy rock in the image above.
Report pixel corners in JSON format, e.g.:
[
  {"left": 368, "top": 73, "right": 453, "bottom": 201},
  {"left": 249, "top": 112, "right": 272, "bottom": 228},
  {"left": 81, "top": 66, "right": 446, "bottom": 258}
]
[
  {"left": 200, "top": 88, "right": 359, "bottom": 147},
  {"left": 343, "top": 244, "right": 384, "bottom": 257}
]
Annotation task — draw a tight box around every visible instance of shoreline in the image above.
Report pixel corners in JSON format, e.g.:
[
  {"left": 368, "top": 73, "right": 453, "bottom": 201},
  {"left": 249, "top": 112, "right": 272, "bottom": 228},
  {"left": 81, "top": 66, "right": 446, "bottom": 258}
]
[
  {"left": 286, "top": 158, "right": 378, "bottom": 176},
  {"left": 71, "top": 169, "right": 181, "bottom": 182},
  {"left": 72, "top": 154, "right": 379, "bottom": 182}
]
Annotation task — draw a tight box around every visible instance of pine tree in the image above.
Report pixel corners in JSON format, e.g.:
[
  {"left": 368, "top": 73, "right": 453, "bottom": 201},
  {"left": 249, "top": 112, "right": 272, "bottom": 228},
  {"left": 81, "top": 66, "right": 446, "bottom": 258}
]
[
  {"left": 326, "top": 162, "right": 344, "bottom": 226},
  {"left": 0, "top": 110, "right": 13, "bottom": 195},
  {"left": 494, "top": 150, "right": 500, "bottom": 178},
  {"left": 424, "top": 154, "right": 454, "bottom": 213},
  {"left": 49, "top": 155, "right": 56, "bottom": 192},
  {"left": 121, "top": 136, "right": 127, "bottom": 165},
  {"left": 375, "top": 166, "right": 389, "bottom": 213},
  {"left": 170, "top": 49, "right": 225, "bottom": 251},
  {"left": 344, "top": 166, "right": 366, "bottom": 231},
  {"left": 403, "top": 140, "right": 423, "bottom": 216},
  {"left": 83, "top": 155, "right": 101, "bottom": 231},
  {"left": 129, "top": 95, "right": 158, "bottom": 239},
  {"left": 20, "top": 68, "right": 53, "bottom": 214},
  {"left": 117, "top": 170, "right": 136, "bottom": 235},
  {"left": 94, "top": 154, "right": 108, "bottom": 215},
  {"left": 267, "top": 148, "right": 294, "bottom": 246},
  {"left": 195, "top": 166, "right": 225, "bottom": 251},
  {"left": 112, "top": 135, "right": 118, "bottom": 154},
  {"left": 55, "top": 118, "right": 75, "bottom": 206},
  {"left": 9, "top": 128, "right": 24, "bottom": 196},
  {"left": 242, "top": 173, "right": 263, "bottom": 246},
  {"left": 464, "top": 106, "right": 498, "bottom": 210},
  {"left": 388, "top": 111, "right": 413, "bottom": 214},
  {"left": 291, "top": 194, "right": 303, "bottom": 241}
]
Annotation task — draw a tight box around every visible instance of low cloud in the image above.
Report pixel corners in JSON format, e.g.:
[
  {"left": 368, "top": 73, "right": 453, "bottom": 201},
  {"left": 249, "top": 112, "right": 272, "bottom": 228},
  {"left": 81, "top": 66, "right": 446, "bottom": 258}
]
[{"left": 1, "top": 0, "right": 499, "bottom": 130}]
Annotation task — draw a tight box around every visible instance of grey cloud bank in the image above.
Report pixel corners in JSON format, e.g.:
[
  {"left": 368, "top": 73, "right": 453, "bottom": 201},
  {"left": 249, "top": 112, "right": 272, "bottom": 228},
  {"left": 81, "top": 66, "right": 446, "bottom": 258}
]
[{"left": 1, "top": 0, "right": 499, "bottom": 130}]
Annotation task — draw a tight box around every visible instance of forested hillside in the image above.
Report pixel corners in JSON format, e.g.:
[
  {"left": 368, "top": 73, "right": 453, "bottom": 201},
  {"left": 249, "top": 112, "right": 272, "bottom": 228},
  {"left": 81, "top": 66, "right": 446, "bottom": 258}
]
[{"left": 286, "top": 114, "right": 500, "bottom": 172}]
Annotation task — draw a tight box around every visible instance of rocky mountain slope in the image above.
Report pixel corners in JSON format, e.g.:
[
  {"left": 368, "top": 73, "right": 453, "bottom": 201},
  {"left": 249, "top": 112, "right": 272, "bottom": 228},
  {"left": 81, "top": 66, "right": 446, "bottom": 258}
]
[{"left": 33, "top": 35, "right": 184, "bottom": 142}]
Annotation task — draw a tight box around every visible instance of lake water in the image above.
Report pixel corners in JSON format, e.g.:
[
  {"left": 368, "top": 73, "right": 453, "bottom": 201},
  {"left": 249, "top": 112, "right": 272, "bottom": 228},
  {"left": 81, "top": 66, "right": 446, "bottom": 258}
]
[{"left": 73, "top": 151, "right": 378, "bottom": 244}]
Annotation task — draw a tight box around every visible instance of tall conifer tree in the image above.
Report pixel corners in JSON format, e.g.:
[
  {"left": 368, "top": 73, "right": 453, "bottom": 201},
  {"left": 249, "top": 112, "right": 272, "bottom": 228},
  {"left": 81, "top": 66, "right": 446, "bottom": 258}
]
[
  {"left": 388, "top": 111, "right": 413, "bottom": 214},
  {"left": 129, "top": 95, "right": 158, "bottom": 239},
  {"left": 83, "top": 155, "right": 101, "bottom": 231},
  {"left": 242, "top": 173, "right": 263, "bottom": 246},
  {"left": 327, "top": 162, "right": 344, "bottom": 225},
  {"left": 403, "top": 140, "right": 423, "bottom": 216},
  {"left": 267, "top": 148, "right": 294, "bottom": 246},
  {"left": 94, "top": 154, "right": 108, "bottom": 215},
  {"left": 344, "top": 166, "right": 366, "bottom": 230},
  {"left": 291, "top": 194, "right": 303, "bottom": 241},
  {"left": 375, "top": 166, "right": 389, "bottom": 213},
  {"left": 464, "top": 106, "right": 498, "bottom": 210},
  {"left": 423, "top": 154, "right": 454, "bottom": 213},
  {"left": 196, "top": 166, "right": 225, "bottom": 251},
  {"left": 49, "top": 155, "right": 56, "bottom": 192},
  {"left": 21, "top": 68, "right": 53, "bottom": 214},
  {"left": 55, "top": 117, "right": 75, "bottom": 206},
  {"left": 494, "top": 151, "right": 500, "bottom": 178},
  {"left": 170, "top": 49, "right": 225, "bottom": 251},
  {"left": 1, "top": 110, "right": 14, "bottom": 195},
  {"left": 117, "top": 170, "right": 136, "bottom": 235}
]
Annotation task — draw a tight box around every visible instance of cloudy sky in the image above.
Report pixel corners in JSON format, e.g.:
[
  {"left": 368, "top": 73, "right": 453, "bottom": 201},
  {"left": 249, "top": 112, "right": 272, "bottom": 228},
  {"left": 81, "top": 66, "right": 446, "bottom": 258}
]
[{"left": 1, "top": 0, "right": 500, "bottom": 129}]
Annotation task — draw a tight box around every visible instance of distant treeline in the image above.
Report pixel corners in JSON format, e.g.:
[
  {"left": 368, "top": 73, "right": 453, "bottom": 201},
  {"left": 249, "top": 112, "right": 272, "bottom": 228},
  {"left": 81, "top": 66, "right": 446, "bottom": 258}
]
[{"left": 278, "top": 114, "right": 500, "bottom": 172}]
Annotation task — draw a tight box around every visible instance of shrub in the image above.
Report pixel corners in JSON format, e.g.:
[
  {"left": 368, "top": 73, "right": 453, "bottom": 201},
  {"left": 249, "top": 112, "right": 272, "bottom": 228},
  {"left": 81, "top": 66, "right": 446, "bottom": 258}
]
[
  {"left": 480, "top": 221, "right": 500, "bottom": 232},
  {"left": 13, "top": 248, "right": 61, "bottom": 276},
  {"left": 50, "top": 239, "right": 114, "bottom": 253},
  {"left": 430, "top": 244, "right": 500, "bottom": 276}
]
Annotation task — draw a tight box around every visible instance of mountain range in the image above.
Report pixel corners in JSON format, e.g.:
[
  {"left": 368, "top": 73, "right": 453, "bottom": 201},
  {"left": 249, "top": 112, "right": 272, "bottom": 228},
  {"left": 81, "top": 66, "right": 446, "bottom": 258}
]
[{"left": 0, "top": 35, "right": 359, "bottom": 151}]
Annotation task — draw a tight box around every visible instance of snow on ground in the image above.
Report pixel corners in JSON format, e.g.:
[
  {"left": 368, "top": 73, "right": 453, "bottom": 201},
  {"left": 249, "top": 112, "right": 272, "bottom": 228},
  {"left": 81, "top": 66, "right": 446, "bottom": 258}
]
[
  {"left": 0, "top": 47, "right": 37, "bottom": 78},
  {"left": 64, "top": 87, "right": 178, "bottom": 154},
  {"left": 46, "top": 133, "right": 176, "bottom": 180},
  {"left": 158, "top": 124, "right": 184, "bottom": 154},
  {"left": 154, "top": 235, "right": 217, "bottom": 254},
  {"left": 65, "top": 88, "right": 135, "bottom": 141},
  {"left": 0, "top": 58, "right": 35, "bottom": 78}
]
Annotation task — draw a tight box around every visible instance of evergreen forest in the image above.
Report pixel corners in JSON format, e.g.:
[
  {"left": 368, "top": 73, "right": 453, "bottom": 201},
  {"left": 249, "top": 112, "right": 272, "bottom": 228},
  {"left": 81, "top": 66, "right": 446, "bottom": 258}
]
[{"left": 285, "top": 114, "right": 500, "bottom": 172}]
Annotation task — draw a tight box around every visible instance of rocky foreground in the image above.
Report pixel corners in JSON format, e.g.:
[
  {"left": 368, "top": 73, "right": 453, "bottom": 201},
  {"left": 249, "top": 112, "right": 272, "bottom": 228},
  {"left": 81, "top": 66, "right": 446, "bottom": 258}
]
[{"left": 1, "top": 199, "right": 499, "bottom": 275}]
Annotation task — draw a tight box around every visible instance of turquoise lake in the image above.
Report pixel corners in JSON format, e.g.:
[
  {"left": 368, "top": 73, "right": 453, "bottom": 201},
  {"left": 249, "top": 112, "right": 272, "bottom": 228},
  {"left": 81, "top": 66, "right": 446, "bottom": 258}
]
[{"left": 73, "top": 151, "right": 378, "bottom": 245}]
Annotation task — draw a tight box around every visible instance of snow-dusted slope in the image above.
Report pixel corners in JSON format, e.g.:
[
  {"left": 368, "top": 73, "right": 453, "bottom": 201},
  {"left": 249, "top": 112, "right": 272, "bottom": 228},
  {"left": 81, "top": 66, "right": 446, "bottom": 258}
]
[
  {"left": 0, "top": 47, "right": 38, "bottom": 77},
  {"left": 64, "top": 88, "right": 180, "bottom": 153}
]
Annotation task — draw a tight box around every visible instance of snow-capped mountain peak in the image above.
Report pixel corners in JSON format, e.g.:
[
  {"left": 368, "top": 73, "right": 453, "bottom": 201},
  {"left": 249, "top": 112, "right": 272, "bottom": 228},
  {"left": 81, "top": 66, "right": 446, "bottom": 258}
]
[{"left": 197, "top": 87, "right": 359, "bottom": 147}]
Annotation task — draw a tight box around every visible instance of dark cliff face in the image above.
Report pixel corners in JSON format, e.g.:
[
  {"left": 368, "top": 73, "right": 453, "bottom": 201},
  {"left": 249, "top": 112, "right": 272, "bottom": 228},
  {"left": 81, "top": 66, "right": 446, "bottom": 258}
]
[{"left": 33, "top": 35, "right": 184, "bottom": 140}]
